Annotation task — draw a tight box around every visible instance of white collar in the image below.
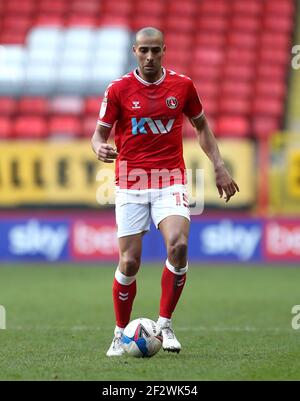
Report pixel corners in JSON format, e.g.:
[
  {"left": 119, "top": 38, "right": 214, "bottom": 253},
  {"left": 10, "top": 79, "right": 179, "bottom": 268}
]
[{"left": 134, "top": 67, "right": 166, "bottom": 86}]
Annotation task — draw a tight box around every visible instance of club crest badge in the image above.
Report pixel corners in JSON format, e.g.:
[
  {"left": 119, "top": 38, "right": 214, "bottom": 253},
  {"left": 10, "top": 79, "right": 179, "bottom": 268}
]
[{"left": 166, "top": 97, "right": 178, "bottom": 109}]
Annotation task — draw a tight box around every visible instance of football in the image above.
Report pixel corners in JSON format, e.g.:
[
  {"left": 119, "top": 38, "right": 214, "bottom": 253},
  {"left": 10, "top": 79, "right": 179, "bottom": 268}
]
[{"left": 122, "top": 318, "right": 162, "bottom": 358}]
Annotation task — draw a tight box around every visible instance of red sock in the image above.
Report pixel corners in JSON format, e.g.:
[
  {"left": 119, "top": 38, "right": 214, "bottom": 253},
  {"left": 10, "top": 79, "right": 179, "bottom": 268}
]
[
  {"left": 159, "top": 263, "right": 187, "bottom": 319},
  {"left": 112, "top": 277, "right": 136, "bottom": 328}
]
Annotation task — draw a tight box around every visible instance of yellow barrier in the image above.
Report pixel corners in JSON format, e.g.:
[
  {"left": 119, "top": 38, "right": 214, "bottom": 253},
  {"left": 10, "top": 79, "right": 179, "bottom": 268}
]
[
  {"left": 0, "top": 139, "right": 255, "bottom": 207},
  {"left": 183, "top": 138, "right": 255, "bottom": 207},
  {"left": 270, "top": 133, "right": 300, "bottom": 214},
  {"left": 0, "top": 141, "right": 105, "bottom": 205}
]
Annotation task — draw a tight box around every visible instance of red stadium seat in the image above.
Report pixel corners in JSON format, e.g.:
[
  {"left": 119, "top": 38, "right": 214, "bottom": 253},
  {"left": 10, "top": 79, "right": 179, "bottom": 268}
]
[
  {"left": 216, "top": 116, "right": 250, "bottom": 137},
  {"left": 132, "top": 15, "right": 163, "bottom": 31},
  {"left": 265, "top": 0, "right": 295, "bottom": 16},
  {"left": 82, "top": 116, "right": 97, "bottom": 138},
  {"left": 228, "top": 32, "right": 258, "bottom": 49},
  {"left": 226, "top": 48, "right": 256, "bottom": 65},
  {"left": 169, "top": 0, "right": 197, "bottom": 17},
  {"left": 70, "top": 0, "right": 100, "bottom": 15},
  {"left": 0, "top": 98, "right": 17, "bottom": 116},
  {"left": 224, "top": 64, "right": 255, "bottom": 81},
  {"left": 0, "top": 31, "right": 27, "bottom": 44},
  {"left": 0, "top": 117, "right": 13, "bottom": 139},
  {"left": 200, "top": 98, "right": 218, "bottom": 116},
  {"left": 135, "top": 1, "right": 165, "bottom": 16},
  {"left": 194, "top": 82, "right": 218, "bottom": 98},
  {"left": 259, "top": 48, "right": 290, "bottom": 66},
  {"left": 255, "top": 80, "right": 286, "bottom": 99},
  {"left": 85, "top": 97, "right": 101, "bottom": 116},
  {"left": 230, "top": 15, "right": 260, "bottom": 32},
  {"left": 50, "top": 97, "right": 84, "bottom": 115},
  {"left": 37, "top": 0, "right": 68, "bottom": 15},
  {"left": 219, "top": 97, "right": 251, "bottom": 115},
  {"left": 100, "top": 15, "right": 130, "bottom": 28},
  {"left": 198, "top": 16, "right": 228, "bottom": 32},
  {"left": 196, "top": 33, "right": 225, "bottom": 48},
  {"left": 103, "top": 0, "right": 132, "bottom": 16},
  {"left": 257, "top": 64, "right": 287, "bottom": 80},
  {"left": 48, "top": 116, "right": 82, "bottom": 138},
  {"left": 5, "top": 0, "right": 36, "bottom": 15},
  {"left": 165, "top": 32, "right": 191, "bottom": 48},
  {"left": 18, "top": 97, "right": 50, "bottom": 115},
  {"left": 163, "top": 48, "right": 190, "bottom": 66},
  {"left": 263, "top": 15, "right": 293, "bottom": 33},
  {"left": 199, "top": 0, "right": 230, "bottom": 16},
  {"left": 34, "top": 14, "right": 64, "bottom": 26},
  {"left": 232, "top": 0, "right": 263, "bottom": 16},
  {"left": 2, "top": 15, "right": 33, "bottom": 32},
  {"left": 260, "top": 32, "right": 291, "bottom": 51},
  {"left": 253, "top": 97, "right": 284, "bottom": 117},
  {"left": 252, "top": 116, "right": 280, "bottom": 138},
  {"left": 166, "top": 16, "right": 195, "bottom": 33},
  {"left": 194, "top": 47, "right": 224, "bottom": 66},
  {"left": 66, "top": 14, "right": 98, "bottom": 27},
  {"left": 221, "top": 81, "right": 253, "bottom": 98},
  {"left": 14, "top": 116, "right": 48, "bottom": 139},
  {"left": 191, "top": 65, "right": 221, "bottom": 81}
]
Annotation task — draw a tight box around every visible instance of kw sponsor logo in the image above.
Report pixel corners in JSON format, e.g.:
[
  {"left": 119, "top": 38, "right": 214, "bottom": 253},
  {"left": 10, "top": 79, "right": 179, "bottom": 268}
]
[{"left": 131, "top": 118, "right": 175, "bottom": 135}]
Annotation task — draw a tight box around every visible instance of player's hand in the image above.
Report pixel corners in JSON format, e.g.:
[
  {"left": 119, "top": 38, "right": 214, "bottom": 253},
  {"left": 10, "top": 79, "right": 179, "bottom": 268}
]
[
  {"left": 93, "top": 143, "right": 118, "bottom": 163},
  {"left": 215, "top": 165, "right": 239, "bottom": 203}
]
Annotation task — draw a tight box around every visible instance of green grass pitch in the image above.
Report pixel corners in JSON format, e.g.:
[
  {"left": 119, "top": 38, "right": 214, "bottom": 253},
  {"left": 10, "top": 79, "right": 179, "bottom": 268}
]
[{"left": 0, "top": 264, "right": 300, "bottom": 381}]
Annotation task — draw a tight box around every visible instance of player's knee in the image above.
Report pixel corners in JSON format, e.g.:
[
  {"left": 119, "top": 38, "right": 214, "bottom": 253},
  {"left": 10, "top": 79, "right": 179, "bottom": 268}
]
[
  {"left": 119, "top": 255, "right": 140, "bottom": 276},
  {"left": 168, "top": 240, "right": 188, "bottom": 263}
]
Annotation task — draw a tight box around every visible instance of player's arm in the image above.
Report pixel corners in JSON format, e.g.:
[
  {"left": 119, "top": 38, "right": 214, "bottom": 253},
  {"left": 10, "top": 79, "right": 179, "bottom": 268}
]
[
  {"left": 192, "top": 114, "right": 239, "bottom": 203},
  {"left": 91, "top": 124, "right": 118, "bottom": 163}
]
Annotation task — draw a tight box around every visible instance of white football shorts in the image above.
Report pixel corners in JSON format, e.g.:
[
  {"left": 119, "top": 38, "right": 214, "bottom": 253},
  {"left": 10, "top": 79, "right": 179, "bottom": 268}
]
[{"left": 115, "top": 184, "right": 190, "bottom": 238}]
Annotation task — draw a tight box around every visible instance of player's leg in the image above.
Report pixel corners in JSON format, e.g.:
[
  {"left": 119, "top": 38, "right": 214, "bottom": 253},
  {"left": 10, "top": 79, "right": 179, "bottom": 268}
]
[
  {"left": 107, "top": 233, "right": 144, "bottom": 357},
  {"left": 156, "top": 215, "right": 189, "bottom": 352},
  {"left": 107, "top": 200, "right": 150, "bottom": 356},
  {"left": 151, "top": 185, "right": 190, "bottom": 353},
  {"left": 113, "top": 233, "right": 143, "bottom": 329}
]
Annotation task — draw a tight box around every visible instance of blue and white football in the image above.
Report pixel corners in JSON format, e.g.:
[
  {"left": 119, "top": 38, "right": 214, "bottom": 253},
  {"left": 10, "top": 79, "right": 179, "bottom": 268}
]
[{"left": 122, "top": 318, "right": 162, "bottom": 357}]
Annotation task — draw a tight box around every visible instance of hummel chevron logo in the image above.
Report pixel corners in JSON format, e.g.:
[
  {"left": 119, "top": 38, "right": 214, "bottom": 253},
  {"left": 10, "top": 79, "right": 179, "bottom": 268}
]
[
  {"left": 119, "top": 291, "right": 129, "bottom": 301},
  {"left": 132, "top": 101, "right": 140, "bottom": 109},
  {"left": 131, "top": 118, "right": 175, "bottom": 135},
  {"left": 176, "top": 278, "right": 185, "bottom": 287}
]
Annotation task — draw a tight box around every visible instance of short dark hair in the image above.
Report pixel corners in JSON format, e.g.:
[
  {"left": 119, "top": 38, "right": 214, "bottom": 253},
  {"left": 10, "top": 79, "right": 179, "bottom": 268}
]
[{"left": 135, "top": 27, "right": 164, "bottom": 44}]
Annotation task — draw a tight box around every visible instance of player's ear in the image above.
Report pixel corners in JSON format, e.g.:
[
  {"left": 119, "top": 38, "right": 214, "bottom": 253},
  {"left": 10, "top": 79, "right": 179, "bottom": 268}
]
[
  {"left": 132, "top": 45, "right": 137, "bottom": 55},
  {"left": 162, "top": 44, "right": 166, "bottom": 54}
]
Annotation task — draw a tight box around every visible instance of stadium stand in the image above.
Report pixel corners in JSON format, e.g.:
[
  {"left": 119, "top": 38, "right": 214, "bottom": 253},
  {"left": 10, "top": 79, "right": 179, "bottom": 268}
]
[{"left": 0, "top": 0, "right": 296, "bottom": 139}]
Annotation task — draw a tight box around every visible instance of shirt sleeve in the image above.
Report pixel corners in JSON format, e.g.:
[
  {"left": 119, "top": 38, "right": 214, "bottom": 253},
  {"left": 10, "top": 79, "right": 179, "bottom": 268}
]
[
  {"left": 183, "top": 80, "right": 204, "bottom": 120},
  {"left": 97, "top": 82, "right": 120, "bottom": 128}
]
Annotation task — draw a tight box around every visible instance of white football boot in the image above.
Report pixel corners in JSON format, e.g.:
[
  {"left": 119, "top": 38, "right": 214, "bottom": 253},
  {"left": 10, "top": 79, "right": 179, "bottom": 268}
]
[
  {"left": 106, "top": 327, "right": 125, "bottom": 357},
  {"left": 156, "top": 318, "right": 181, "bottom": 353}
]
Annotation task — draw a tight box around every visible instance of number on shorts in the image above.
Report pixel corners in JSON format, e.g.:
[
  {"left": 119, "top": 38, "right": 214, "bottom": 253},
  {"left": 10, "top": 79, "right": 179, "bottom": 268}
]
[{"left": 173, "top": 192, "right": 188, "bottom": 207}]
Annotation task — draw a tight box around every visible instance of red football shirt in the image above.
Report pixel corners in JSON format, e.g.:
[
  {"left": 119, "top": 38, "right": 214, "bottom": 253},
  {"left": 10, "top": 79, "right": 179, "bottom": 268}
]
[{"left": 98, "top": 68, "right": 203, "bottom": 189}]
